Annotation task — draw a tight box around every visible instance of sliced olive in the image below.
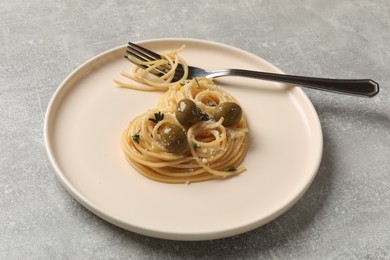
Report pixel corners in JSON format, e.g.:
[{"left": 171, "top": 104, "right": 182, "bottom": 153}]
[
  {"left": 213, "top": 102, "right": 242, "bottom": 126},
  {"left": 175, "top": 99, "right": 198, "bottom": 125},
  {"left": 159, "top": 123, "right": 188, "bottom": 154}
]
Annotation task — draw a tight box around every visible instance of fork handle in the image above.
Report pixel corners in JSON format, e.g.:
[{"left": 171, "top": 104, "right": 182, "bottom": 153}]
[{"left": 212, "top": 69, "right": 379, "bottom": 97}]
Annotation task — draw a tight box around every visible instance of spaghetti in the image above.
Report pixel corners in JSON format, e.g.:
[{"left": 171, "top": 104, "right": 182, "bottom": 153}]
[
  {"left": 117, "top": 46, "right": 248, "bottom": 183},
  {"left": 114, "top": 45, "right": 188, "bottom": 91}
]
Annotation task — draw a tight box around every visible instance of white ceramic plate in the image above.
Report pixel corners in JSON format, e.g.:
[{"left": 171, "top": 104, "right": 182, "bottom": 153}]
[{"left": 44, "top": 38, "right": 323, "bottom": 240}]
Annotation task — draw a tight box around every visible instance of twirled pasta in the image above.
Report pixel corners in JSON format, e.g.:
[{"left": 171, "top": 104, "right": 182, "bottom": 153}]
[
  {"left": 114, "top": 45, "right": 188, "bottom": 91},
  {"left": 121, "top": 78, "right": 248, "bottom": 183}
]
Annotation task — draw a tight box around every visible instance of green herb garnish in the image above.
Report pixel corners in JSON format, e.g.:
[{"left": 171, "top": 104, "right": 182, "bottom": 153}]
[
  {"left": 199, "top": 111, "right": 211, "bottom": 121},
  {"left": 132, "top": 130, "right": 141, "bottom": 144},
  {"left": 193, "top": 144, "right": 200, "bottom": 151},
  {"left": 148, "top": 111, "right": 164, "bottom": 124},
  {"left": 208, "top": 101, "right": 216, "bottom": 107},
  {"left": 194, "top": 77, "right": 200, "bottom": 88},
  {"left": 226, "top": 167, "right": 237, "bottom": 172},
  {"left": 180, "top": 82, "right": 186, "bottom": 86}
]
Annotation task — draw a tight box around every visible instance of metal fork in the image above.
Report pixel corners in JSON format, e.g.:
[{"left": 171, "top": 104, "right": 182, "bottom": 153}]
[{"left": 125, "top": 42, "right": 379, "bottom": 97}]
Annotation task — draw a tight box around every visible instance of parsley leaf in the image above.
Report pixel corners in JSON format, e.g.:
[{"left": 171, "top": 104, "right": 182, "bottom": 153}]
[
  {"left": 208, "top": 101, "right": 216, "bottom": 107},
  {"left": 148, "top": 111, "right": 164, "bottom": 124},
  {"left": 226, "top": 167, "right": 237, "bottom": 172},
  {"left": 199, "top": 111, "right": 211, "bottom": 121},
  {"left": 194, "top": 77, "right": 200, "bottom": 88},
  {"left": 193, "top": 144, "right": 200, "bottom": 151},
  {"left": 132, "top": 130, "right": 141, "bottom": 144}
]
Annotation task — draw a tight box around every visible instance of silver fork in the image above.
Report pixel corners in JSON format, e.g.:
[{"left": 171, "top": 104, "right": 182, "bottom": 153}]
[{"left": 125, "top": 42, "right": 379, "bottom": 97}]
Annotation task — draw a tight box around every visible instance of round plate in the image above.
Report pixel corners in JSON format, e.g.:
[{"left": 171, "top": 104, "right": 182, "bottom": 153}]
[{"left": 44, "top": 38, "right": 323, "bottom": 240}]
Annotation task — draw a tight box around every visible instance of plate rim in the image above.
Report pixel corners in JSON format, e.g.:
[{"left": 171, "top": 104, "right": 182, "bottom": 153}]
[{"left": 44, "top": 37, "right": 323, "bottom": 240}]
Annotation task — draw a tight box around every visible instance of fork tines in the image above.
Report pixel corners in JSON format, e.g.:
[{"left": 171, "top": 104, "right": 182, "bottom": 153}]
[
  {"left": 125, "top": 42, "right": 185, "bottom": 81},
  {"left": 125, "top": 44, "right": 154, "bottom": 67},
  {"left": 127, "top": 42, "right": 161, "bottom": 60},
  {"left": 125, "top": 42, "right": 165, "bottom": 77}
]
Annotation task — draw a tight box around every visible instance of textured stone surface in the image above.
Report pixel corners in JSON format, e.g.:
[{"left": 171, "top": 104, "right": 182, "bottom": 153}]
[{"left": 1, "top": 0, "right": 389, "bottom": 259}]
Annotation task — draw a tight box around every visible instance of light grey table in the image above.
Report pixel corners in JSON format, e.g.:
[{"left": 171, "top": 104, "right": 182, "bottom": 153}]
[{"left": 1, "top": 0, "right": 389, "bottom": 259}]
